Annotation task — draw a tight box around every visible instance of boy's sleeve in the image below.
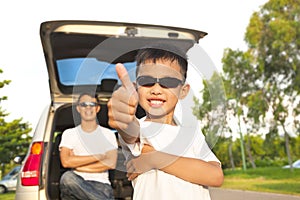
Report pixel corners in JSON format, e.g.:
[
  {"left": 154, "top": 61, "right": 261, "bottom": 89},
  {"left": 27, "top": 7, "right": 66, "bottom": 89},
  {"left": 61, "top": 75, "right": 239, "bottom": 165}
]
[{"left": 194, "top": 129, "right": 221, "bottom": 164}]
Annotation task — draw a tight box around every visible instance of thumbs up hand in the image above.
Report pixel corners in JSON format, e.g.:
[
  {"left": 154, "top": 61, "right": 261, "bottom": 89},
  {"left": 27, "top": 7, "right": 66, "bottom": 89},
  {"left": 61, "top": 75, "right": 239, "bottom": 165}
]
[{"left": 108, "top": 63, "right": 140, "bottom": 144}]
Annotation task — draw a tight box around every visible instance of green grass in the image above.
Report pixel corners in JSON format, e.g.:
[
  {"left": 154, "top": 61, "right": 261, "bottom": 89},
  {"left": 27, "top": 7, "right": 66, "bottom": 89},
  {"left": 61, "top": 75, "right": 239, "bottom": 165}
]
[
  {"left": 222, "top": 167, "right": 300, "bottom": 196},
  {"left": 0, "top": 192, "right": 15, "bottom": 200},
  {"left": 1, "top": 167, "right": 299, "bottom": 199}
]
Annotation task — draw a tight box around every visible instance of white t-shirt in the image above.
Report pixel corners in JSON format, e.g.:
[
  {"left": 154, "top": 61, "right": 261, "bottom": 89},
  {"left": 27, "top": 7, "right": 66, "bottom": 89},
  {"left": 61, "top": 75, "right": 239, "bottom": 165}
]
[
  {"left": 59, "top": 125, "right": 118, "bottom": 184},
  {"left": 120, "top": 120, "right": 220, "bottom": 200}
]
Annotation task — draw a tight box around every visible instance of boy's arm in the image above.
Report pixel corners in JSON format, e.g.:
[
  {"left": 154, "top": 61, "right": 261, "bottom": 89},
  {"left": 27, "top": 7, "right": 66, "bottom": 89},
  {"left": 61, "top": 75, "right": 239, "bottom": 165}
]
[
  {"left": 75, "top": 149, "right": 118, "bottom": 173},
  {"left": 158, "top": 154, "right": 223, "bottom": 187},
  {"left": 127, "top": 144, "right": 223, "bottom": 187}
]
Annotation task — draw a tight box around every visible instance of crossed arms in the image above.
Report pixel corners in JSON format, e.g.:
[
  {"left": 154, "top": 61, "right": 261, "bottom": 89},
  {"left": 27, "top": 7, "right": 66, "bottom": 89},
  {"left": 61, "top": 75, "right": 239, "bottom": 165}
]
[{"left": 60, "top": 147, "right": 117, "bottom": 173}]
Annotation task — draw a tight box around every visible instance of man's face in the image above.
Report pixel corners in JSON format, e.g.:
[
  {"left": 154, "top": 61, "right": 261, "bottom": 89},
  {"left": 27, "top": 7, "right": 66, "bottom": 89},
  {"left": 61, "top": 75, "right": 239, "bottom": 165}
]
[
  {"left": 76, "top": 95, "right": 100, "bottom": 122},
  {"left": 136, "top": 59, "right": 190, "bottom": 124}
]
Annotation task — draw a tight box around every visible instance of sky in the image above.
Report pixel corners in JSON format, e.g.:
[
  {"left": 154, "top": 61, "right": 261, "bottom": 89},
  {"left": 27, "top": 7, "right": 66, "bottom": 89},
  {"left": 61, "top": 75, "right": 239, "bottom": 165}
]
[{"left": 0, "top": 0, "right": 268, "bottom": 130}]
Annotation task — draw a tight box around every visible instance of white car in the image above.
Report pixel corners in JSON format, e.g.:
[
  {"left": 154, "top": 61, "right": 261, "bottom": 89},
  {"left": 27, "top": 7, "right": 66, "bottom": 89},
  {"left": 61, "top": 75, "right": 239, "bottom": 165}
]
[
  {"left": 0, "top": 165, "right": 21, "bottom": 194},
  {"left": 282, "top": 159, "right": 300, "bottom": 169},
  {"left": 15, "top": 20, "right": 207, "bottom": 200}
]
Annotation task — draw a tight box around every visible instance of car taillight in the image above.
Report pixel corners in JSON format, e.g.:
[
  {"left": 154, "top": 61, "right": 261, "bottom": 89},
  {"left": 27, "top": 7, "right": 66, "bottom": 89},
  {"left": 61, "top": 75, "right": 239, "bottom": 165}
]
[{"left": 21, "top": 142, "right": 44, "bottom": 186}]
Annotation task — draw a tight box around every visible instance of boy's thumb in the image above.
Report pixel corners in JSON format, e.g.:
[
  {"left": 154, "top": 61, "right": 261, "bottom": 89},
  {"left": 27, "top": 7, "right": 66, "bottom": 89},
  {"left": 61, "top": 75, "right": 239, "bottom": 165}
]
[{"left": 116, "top": 63, "right": 135, "bottom": 92}]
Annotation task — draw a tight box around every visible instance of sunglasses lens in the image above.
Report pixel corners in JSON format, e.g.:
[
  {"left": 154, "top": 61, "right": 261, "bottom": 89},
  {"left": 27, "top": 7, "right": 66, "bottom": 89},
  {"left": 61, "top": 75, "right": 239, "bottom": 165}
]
[
  {"left": 79, "top": 102, "right": 97, "bottom": 107},
  {"left": 136, "top": 76, "right": 156, "bottom": 87},
  {"left": 160, "top": 78, "right": 182, "bottom": 88}
]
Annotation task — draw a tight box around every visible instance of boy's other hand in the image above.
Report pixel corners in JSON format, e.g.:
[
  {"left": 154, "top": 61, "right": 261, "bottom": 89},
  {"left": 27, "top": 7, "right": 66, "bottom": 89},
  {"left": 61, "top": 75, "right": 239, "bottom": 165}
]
[
  {"left": 126, "top": 144, "right": 156, "bottom": 180},
  {"left": 108, "top": 63, "right": 140, "bottom": 143}
]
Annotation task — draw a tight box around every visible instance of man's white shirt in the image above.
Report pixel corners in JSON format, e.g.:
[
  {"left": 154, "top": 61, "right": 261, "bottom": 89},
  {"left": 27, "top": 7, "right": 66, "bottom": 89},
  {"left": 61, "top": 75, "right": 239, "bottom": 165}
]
[{"left": 59, "top": 125, "right": 118, "bottom": 184}]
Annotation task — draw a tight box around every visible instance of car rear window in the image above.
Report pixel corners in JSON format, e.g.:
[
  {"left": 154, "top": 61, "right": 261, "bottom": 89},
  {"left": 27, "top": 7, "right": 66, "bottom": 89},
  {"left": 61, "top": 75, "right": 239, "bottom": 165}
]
[{"left": 56, "top": 58, "right": 137, "bottom": 86}]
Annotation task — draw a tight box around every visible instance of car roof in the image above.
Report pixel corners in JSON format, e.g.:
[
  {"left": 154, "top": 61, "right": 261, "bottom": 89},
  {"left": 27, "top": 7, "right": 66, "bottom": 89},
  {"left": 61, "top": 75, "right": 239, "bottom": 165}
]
[{"left": 40, "top": 20, "right": 207, "bottom": 103}]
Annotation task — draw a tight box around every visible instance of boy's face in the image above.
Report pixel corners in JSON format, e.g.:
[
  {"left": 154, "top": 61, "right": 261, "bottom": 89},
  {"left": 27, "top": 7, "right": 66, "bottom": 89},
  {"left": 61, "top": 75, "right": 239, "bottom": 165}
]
[
  {"left": 136, "top": 59, "right": 190, "bottom": 124},
  {"left": 76, "top": 95, "right": 100, "bottom": 122}
]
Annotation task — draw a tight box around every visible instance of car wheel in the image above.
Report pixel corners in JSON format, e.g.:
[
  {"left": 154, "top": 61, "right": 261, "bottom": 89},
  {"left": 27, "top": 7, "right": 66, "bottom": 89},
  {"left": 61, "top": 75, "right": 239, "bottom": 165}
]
[{"left": 0, "top": 185, "right": 7, "bottom": 194}]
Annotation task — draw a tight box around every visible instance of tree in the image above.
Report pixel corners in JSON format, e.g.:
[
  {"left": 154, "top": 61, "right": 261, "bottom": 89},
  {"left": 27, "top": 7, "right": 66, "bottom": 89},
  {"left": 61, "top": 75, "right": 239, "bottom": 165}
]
[
  {"left": 194, "top": 0, "right": 300, "bottom": 170},
  {"left": 0, "top": 68, "right": 32, "bottom": 175},
  {"left": 221, "top": 49, "right": 269, "bottom": 170},
  {"left": 245, "top": 0, "right": 300, "bottom": 170},
  {"left": 193, "top": 72, "right": 226, "bottom": 148},
  {"left": 0, "top": 69, "right": 10, "bottom": 103}
]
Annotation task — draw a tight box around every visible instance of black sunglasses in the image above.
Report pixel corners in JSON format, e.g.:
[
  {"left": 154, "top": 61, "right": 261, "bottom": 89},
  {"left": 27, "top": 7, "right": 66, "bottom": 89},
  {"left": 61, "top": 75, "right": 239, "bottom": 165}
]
[
  {"left": 136, "top": 76, "right": 184, "bottom": 88},
  {"left": 78, "top": 102, "right": 98, "bottom": 107}
]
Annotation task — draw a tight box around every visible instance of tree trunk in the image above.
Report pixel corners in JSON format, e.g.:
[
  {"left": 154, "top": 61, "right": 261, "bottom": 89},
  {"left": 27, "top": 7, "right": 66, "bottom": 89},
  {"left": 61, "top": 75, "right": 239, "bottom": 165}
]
[
  {"left": 245, "top": 134, "right": 256, "bottom": 168},
  {"left": 228, "top": 141, "right": 235, "bottom": 169},
  {"left": 283, "top": 125, "right": 293, "bottom": 172}
]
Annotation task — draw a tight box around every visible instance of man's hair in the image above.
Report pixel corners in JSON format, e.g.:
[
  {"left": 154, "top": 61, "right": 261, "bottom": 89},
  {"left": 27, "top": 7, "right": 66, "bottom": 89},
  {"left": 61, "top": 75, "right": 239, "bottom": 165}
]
[
  {"left": 77, "top": 92, "right": 100, "bottom": 104},
  {"left": 135, "top": 43, "right": 188, "bottom": 81}
]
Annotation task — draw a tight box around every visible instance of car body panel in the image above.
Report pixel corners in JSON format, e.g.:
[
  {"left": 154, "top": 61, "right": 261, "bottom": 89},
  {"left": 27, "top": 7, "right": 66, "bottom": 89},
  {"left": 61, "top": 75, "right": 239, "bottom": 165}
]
[
  {"left": 282, "top": 159, "right": 300, "bottom": 168},
  {"left": 15, "top": 186, "right": 40, "bottom": 200}
]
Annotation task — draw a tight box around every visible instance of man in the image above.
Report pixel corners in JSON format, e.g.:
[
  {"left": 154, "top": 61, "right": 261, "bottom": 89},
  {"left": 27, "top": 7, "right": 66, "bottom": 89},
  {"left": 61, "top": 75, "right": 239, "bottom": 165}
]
[{"left": 59, "top": 92, "right": 118, "bottom": 200}]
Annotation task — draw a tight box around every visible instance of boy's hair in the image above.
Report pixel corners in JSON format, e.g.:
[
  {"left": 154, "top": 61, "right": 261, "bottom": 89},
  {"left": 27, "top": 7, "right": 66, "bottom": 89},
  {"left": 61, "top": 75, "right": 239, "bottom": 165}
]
[
  {"left": 77, "top": 92, "right": 100, "bottom": 104},
  {"left": 135, "top": 43, "right": 188, "bottom": 81}
]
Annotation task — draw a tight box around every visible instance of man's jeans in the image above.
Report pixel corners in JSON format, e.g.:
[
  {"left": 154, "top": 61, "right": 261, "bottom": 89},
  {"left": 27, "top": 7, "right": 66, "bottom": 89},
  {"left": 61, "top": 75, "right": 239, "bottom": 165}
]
[{"left": 59, "top": 170, "right": 114, "bottom": 200}]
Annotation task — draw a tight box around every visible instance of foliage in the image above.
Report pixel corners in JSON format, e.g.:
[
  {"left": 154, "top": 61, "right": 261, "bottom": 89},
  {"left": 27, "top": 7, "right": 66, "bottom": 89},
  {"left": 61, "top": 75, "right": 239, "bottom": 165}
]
[
  {"left": 0, "top": 118, "right": 32, "bottom": 164},
  {"left": 0, "top": 69, "right": 10, "bottom": 109},
  {"left": 213, "top": 134, "right": 300, "bottom": 169},
  {"left": 193, "top": 72, "right": 227, "bottom": 148},
  {"left": 193, "top": 0, "right": 300, "bottom": 170},
  {"left": 244, "top": 0, "right": 300, "bottom": 124},
  {"left": 244, "top": 0, "right": 300, "bottom": 168},
  {"left": 0, "top": 68, "right": 32, "bottom": 174}
]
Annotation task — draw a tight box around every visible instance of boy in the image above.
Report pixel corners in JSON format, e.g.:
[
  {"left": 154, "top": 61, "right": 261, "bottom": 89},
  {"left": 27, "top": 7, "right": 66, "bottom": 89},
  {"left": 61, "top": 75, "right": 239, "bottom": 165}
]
[
  {"left": 108, "top": 44, "right": 223, "bottom": 199},
  {"left": 59, "top": 92, "right": 118, "bottom": 200}
]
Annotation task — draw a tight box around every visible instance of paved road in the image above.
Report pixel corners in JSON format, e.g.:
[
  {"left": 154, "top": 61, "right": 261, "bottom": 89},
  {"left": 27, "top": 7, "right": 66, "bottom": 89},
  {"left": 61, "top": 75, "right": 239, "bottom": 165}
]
[{"left": 209, "top": 188, "right": 300, "bottom": 200}]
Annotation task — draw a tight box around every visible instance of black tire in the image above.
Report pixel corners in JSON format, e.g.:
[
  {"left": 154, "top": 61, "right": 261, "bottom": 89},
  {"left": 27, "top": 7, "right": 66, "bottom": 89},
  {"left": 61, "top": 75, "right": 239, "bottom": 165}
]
[{"left": 0, "top": 185, "right": 7, "bottom": 194}]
